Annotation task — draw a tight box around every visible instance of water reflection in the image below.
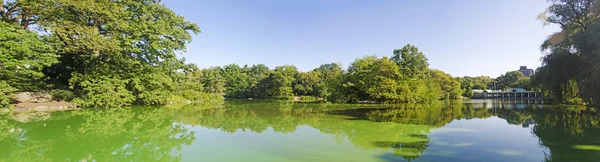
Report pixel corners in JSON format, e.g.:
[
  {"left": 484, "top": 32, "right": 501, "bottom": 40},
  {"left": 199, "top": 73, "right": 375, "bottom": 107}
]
[
  {"left": 0, "top": 108, "right": 195, "bottom": 161},
  {"left": 1, "top": 100, "right": 599, "bottom": 162}
]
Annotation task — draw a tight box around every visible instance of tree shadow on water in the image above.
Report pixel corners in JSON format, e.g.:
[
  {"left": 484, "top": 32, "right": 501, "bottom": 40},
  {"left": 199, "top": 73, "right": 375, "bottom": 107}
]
[
  {"left": 325, "top": 107, "right": 391, "bottom": 120},
  {"left": 373, "top": 140, "right": 430, "bottom": 162}
]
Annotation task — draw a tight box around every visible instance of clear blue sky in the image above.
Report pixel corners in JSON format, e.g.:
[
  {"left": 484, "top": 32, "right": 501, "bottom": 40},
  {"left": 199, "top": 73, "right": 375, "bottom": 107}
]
[{"left": 164, "top": 0, "right": 560, "bottom": 77}]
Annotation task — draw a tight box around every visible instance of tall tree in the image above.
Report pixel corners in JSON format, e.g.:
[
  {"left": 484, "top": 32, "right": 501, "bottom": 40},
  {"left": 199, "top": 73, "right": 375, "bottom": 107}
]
[
  {"left": 0, "top": 21, "right": 56, "bottom": 91},
  {"left": 537, "top": 0, "right": 600, "bottom": 105},
  {"left": 392, "top": 44, "right": 429, "bottom": 77},
  {"left": 202, "top": 67, "right": 226, "bottom": 96},
  {"left": 17, "top": 0, "right": 202, "bottom": 107}
]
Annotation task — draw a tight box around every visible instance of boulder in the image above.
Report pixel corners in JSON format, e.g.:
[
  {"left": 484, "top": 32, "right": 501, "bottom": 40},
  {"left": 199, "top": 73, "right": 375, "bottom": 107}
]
[{"left": 13, "top": 92, "right": 52, "bottom": 103}]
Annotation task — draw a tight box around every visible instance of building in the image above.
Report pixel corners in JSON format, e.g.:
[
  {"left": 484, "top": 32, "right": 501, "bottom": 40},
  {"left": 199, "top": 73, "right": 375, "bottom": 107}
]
[
  {"left": 472, "top": 88, "right": 542, "bottom": 99},
  {"left": 519, "top": 66, "right": 534, "bottom": 77}
]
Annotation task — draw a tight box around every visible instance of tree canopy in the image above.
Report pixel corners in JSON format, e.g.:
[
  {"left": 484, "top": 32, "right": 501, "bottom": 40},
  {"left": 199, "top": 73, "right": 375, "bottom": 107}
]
[{"left": 533, "top": 0, "right": 600, "bottom": 105}]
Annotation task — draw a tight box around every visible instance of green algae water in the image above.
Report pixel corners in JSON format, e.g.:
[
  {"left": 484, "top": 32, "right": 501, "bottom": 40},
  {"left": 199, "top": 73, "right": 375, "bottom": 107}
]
[{"left": 1, "top": 99, "right": 599, "bottom": 162}]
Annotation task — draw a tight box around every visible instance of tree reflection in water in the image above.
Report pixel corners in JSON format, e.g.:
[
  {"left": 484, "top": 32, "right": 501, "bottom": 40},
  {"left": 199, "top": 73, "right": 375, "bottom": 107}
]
[
  {"left": 1, "top": 100, "right": 599, "bottom": 162},
  {"left": 0, "top": 108, "right": 195, "bottom": 162}
]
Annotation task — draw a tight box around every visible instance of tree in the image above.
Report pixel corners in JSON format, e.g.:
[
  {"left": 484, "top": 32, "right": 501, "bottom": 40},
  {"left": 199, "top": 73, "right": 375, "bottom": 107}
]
[
  {"left": 536, "top": 0, "right": 600, "bottom": 105},
  {"left": 392, "top": 44, "right": 429, "bottom": 77},
  {"left": 495, "top": 71, "right": 529, "bottom": 90},
  {"left": 0, "top": 81, "right": 15, "bottom": 108},
  {"left": 247, "top": 64, "right": 271, "bottom": 98},
  {"left": 202, "top": 67, "right": 226, "bottom": 96},
  {"left": 7, "top": 0, "right": 203, "bottom": 107},
  {"left": 343, "top": 56, "right": 410, "bottom": 103},
  {"left": 221, "top": 64, "right": 250, "bottom": 98},
  {"left": 428, "top": 70, "right": 463, "bottom": 99},
  {"left": 0, "top": 22, "right": 57, "bottom": 91},
  {"left": 265, "top": 65, "right": 298, "bottom": 99},
  {"left": 312, "top": 63, "right": 343, "bottom": 99},
  {"left": 293, "top": 72, "right": 320, "bottom": 96}
]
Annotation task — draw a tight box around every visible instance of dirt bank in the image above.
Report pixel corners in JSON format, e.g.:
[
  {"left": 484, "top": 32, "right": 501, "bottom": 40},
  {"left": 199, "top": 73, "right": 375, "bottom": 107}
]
[{"left": 10, "top": 92, "right": 78, "bottom": 113}]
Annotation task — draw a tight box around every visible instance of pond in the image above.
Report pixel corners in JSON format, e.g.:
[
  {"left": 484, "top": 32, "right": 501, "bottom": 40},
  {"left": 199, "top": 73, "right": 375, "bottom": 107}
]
[{"left": 1, "top": 99, "right": 599, "bottom": 162}]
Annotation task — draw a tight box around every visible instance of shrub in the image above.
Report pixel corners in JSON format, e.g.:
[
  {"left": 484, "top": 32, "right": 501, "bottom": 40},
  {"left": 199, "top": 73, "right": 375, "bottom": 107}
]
[
  {"left": 72, "top": 76, "right": 135, "bottom": 108},
  {"left": 0, "top": 81, "right": 16, "bottom": 108},
  {"left": 50, "top": 89, "right": 75, "bottom": 102}
]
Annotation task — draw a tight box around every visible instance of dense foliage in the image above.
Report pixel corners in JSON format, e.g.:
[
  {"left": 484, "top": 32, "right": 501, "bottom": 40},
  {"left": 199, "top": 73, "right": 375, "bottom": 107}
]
[
  {"left": 202, "top": 45, "right": 463, "bottom": 103},
  {"left": 0, "top": 0, "right": 220, "bottom": 108},
  {"left": 533, "top": 0, "right": 600, "bottom": 105}
]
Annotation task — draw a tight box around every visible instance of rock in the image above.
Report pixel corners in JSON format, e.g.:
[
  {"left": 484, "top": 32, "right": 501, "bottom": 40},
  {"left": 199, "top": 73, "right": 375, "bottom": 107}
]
[
  {"left": 12, "top": 112, "right": 50, "bottom": 123},
  {"left": 13, "top": 92, "right": 52, "bottom": 103},
  {"left": 14, "top": 101, "right": 77, "bottom": 113},
  {"left": 34, "top": 106, "right": 49, "bottom": 111}
]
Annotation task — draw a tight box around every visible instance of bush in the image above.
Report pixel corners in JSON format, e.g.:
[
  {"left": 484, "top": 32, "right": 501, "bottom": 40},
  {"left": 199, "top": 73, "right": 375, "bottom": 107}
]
[
  {"left": 72, "top": 76, "right": 135, "bottom": 108},
  {"left": 566, "top": 97, "right": 584, "bottom": 105},
  {"left": 0, "top": 81, "right": 16, "bottom": 108},
  {"left": 50, "top": 89, "right": 75, "bottom": 102}
]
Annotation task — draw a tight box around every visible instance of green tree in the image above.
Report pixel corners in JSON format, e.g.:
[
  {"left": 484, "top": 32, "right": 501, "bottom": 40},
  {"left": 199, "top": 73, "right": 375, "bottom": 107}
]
[
  {"left": 14, "top": 0, "right": 203, "bottom": 107},
  {"left": 71, "top": 76, "right": 135, "bottom": 108},
  {"left": 536, "top": 0, "right": 600, "bottom": 105},
  {"left": 293, "top": 72, "right": 320, "bottom": 96},
  {"left": 495, "top": 71, "right": 529, "bottom": 90},
  {"left": 0, "top": 81, "right": 15, "bottom": 108},
  {"left": 428, "top": 70, "right": 463, "bottom": 99},
  {"left": 343, "top": 56, "right": 409, "bottom": 103},
  {"left": 201, "top": 67, "right": 226, "bottom": 96},
  {"left": 0, "top": 22, "right": 57, "bottom": 91},
  {"left": 264, "top": 65, "right": 298, "bottom": 99},
  {"left": 312, "top": 63, "right": 343, "bottom": 99},
  {"left": 392, "top": 44, "right": 429, "bottom": 77},
  {"left": 221, "top": 64, "right": 250, "bottom": 98},
  {"left": 248, "top": 64, "right": 271, "bottom": 98}
]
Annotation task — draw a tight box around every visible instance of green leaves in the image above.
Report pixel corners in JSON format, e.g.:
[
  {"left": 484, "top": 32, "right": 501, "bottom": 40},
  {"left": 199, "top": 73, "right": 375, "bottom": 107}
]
[
  {"left": 0, "top": 22, "right": 57, "bottom": 91},
  {"left": 1, "top": 0, "right": 205, "bottom": 107},
  {"left": 71, "top": 75, "right": 135, "bottom": 108},
  {"left": 392, "top": 44, "right": 429, "bottom": 78},
  {"left": 536, "top": 0, "right": 600, "bottom": 105},
  {"left": 0, "top": 81, "right": 16, "bottom": 108}
]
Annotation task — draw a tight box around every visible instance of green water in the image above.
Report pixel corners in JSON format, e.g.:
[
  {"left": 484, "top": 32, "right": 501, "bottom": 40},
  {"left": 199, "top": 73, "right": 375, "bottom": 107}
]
[{"left": 1, "top": 99, "right": 599, "bottom": 162}]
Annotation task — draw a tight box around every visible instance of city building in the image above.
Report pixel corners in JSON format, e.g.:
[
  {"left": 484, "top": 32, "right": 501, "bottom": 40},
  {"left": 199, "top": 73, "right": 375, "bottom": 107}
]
[{"left": 519, "top": 66, "right": 534, "bottom": 77}]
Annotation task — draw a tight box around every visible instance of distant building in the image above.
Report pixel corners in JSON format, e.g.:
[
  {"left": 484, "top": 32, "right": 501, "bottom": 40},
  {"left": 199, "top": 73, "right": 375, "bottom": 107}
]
[
  {"left": 518, "top": 66, "right": 534, "bottom": 77},
  {"left": 471, "top": 88, "right": 542, "bottom": 99}
]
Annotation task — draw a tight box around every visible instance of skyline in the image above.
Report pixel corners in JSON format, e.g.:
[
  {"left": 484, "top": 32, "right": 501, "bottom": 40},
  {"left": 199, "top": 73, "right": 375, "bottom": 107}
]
[{"left": 164, "top": 0, "right": 561, "bottom": 77}]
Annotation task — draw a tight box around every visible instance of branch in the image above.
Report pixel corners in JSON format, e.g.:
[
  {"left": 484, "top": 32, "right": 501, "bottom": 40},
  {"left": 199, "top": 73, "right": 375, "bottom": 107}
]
[{"left": 567, "top": 1, "right": 586, "bottom": 30}]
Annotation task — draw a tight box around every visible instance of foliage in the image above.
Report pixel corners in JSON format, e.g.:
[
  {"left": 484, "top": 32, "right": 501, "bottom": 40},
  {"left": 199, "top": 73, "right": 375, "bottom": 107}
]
[
  {"left": 49, "top": 89, "right": 75, "bottom": 102},
  {"left": 201, "top": 67, "right": 226, "bottom": 96},
  {"left": 311, "top": 63, "right": 343, "bottom": 99},
  {"left": 392, "top": 44, "right": 429, "bottom": 78},
  {"left": 428, "top": 70, "right": 463, "bottom": 99},
  {"left": 266, "top": 65, "right": 298, "bottom": 99},
  {"left": 71, "top": 76, "right": 135, "bottom": 108},
  {"left": 347, "top": 56, "right": 408, "bottom": 103},
  {"left": 0, "top": 81, "right": 16, "bottom": 108},
  {"left": 293, "top": 71, "right": 320, "bottom": 96},
  {"left": 222, "top": 64, "right": 250, "bottom": 98},
  {"left": 0, "top": 21, "right": 57, "bottom": 91},
  {"left": 495, "top": 71, "right": 531, "bottom": 90},
  {"left": 200, "top": 45, "right": 464, "bottom": 103},
  {"left": 536, "top": 0, "right": 600, "bottom": 105},
  {"left": 0, "top": 0, "right": 232, "bottom": 107}
]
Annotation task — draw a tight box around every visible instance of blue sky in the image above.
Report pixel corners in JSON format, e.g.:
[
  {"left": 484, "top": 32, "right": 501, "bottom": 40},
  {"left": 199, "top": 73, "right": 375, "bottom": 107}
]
[{"left": 164, "top": 0, "right": 560, "bottom": 77}]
